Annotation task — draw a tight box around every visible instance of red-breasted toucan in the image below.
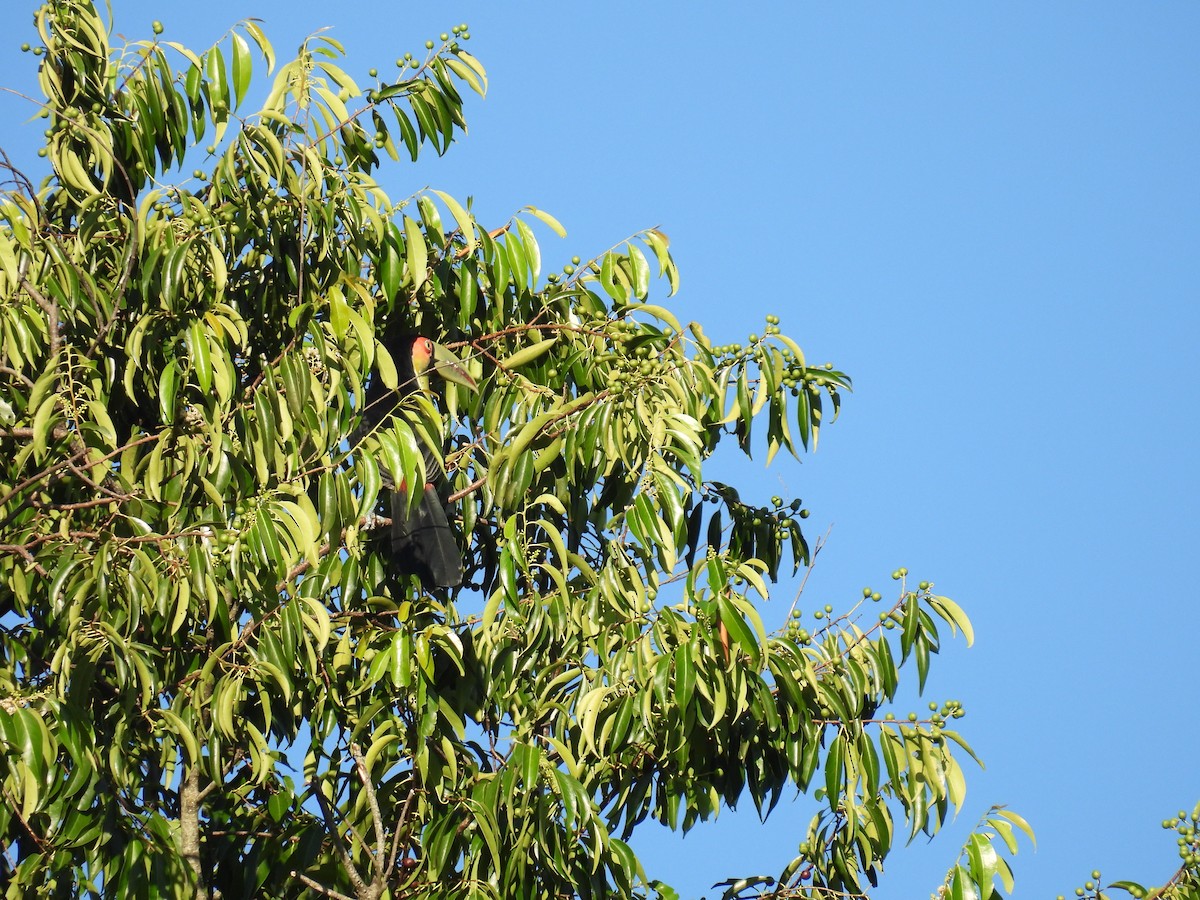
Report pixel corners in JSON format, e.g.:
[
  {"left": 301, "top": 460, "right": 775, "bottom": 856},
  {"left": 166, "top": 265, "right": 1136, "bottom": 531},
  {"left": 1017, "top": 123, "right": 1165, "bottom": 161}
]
[{"left": 360, "top": 335, "right": 477, "bottom": 588}]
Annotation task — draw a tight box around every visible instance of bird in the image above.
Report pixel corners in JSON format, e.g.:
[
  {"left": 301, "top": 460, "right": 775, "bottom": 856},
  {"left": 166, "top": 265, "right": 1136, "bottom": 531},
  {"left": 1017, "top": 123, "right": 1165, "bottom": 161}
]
[{"left": 358, "top": 333, "right": 478, "bottom": 588}]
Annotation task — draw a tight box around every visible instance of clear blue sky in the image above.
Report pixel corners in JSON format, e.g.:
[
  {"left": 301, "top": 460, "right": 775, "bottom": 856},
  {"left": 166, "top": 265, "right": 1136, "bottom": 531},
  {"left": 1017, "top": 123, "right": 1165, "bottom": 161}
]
[{"left": 2, "top": 2, "right": 1197, "bottom": 897}]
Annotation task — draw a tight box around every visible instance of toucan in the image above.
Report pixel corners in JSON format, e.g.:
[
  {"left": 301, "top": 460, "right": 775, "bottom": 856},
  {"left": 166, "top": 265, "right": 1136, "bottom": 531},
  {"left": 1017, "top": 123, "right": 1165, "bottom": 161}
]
[{"left": 359, "top": 334, "right": 478, "bottom": 588}]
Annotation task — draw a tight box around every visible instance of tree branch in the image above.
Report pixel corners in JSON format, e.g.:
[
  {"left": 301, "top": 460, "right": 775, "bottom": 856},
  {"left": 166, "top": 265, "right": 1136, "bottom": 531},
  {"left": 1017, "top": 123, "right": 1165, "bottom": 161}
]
[
  {"left": 20, "top": 276, "right": 61, "bottom": 357},
  {"left": 313, "top": 780, "right": 372, "bottom": 899},
  {"left": 349, "top": 742, "right": 389, "bottom": 891},
  {"left": 289, "top": 870, "right": 357, "bottom": 900}
]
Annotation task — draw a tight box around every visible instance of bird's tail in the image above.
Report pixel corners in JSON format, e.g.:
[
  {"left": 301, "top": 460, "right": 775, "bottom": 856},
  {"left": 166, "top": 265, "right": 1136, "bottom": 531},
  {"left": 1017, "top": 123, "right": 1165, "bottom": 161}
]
[{"left": 391, "top": 484, "right": 464, "bottom": 589}]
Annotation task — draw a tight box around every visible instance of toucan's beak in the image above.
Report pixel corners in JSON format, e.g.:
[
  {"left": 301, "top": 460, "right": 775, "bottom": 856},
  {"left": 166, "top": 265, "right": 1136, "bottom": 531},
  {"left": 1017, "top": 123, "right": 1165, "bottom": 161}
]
[{"left": 430, "top": 342, "right": 478, "bottom": 392}]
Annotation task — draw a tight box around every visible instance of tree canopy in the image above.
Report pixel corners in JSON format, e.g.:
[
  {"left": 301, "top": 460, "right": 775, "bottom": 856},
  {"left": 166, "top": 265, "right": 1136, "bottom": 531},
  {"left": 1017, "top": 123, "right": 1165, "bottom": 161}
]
[{"left": 0, "top": 3, "right": 1195, "bottom": 898}]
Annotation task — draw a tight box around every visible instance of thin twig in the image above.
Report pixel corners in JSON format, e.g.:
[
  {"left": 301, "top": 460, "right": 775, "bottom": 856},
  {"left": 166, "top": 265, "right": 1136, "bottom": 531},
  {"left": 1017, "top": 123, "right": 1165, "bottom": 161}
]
[
  {"left": 0, "top": 431, "right": 158, "bottom": 523},
  {"left": 349, "top": 742, "right": 388, "bottom": 888},
  {"left": 387, "top": 777, "right": 419, "bottom": 876},
  {"left": 288, "top": 870, "right": 357, "bottom": 900},
  {"left": 785, "top": 525, "right": 831, "bottom": 622},
  {"left": 312, "top": 782, "right": 371, "bottom": 898}
]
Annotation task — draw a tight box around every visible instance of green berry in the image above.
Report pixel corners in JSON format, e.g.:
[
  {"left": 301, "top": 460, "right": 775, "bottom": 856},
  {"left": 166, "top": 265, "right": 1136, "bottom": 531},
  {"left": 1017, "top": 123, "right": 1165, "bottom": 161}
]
[
  {"left": 440, "top": 32, "right": 449, "bottom": 41},
  {"left": 425, "top": 40, "right": 434, "bottom": 49},
  {"left": 152, "top": 20, "right": 164, "bottom": 35},
  {"left": 368, "top": 67, "right": 378, "bottom": 77}
]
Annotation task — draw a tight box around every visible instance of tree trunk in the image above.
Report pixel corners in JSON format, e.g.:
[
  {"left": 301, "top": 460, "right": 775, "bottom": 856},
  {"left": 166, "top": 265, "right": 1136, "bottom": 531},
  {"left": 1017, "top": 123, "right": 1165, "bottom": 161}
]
[{"left": 180, "top": 763, "right": 206, "bottom": 898}]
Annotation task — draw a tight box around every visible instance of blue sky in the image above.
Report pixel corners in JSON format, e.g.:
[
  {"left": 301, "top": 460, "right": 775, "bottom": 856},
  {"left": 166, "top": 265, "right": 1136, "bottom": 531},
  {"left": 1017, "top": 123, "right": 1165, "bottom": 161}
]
[{"left": 2, "top": 2, "right": 1197, "bottom": 897}]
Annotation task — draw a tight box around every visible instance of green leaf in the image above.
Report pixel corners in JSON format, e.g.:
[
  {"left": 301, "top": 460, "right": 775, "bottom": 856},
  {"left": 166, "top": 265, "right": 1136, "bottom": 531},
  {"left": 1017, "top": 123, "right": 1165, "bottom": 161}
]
[
  {"left": 524, "top": 205, "right": 566, "bottom": 238},
  {"left": 157, "top": 708, "right": 200, "bottom": 765},
  {"left": 1107, "top": 882, "right": 1149, "bottom": 896},
  {"left": 949, "top": 866, "right": 980, "bottom": 900},
  {"left": 717, "top": 593, "right": 763, "bottom": 669},
  {"left": 188, "top": 320, "right": 212, "bottom": 394},
  {"left": 242, "top": 19, "right": 276, "bottom": 72},
  {"left": 929, "top": 594, "right": 975, "bottom": 647},
  {"left": 674, "top": 644, "right": 695, "bottom": 710},
  {"left": 404, "top": 214, "right": 428, "bottom": 292},
  {"left": 626, "top": 242, "right": 650, "bottom": 298},
  {"left": 230, "top": 31, "right": 252, "bottom": 107},
  {"left": 515, "top": 217, "right": 541, "bottom": 283},
  {"left": 823, "top": 733, "right": 844, "bottom": 812},
  {"left": 206, "top": 45, "right": 230, "bottom": 114},
  {"left": 504, "top": 335, "right": 557, "bottom": 370},
  {"left": 431, "top": 189, "right": 477, "bottom": 254},
  {"left": 967, "top": 833, "right": 1000, "bottom": 893},
  {"left": 993, "top": 808, "right": 1036, "bottom": 849}
]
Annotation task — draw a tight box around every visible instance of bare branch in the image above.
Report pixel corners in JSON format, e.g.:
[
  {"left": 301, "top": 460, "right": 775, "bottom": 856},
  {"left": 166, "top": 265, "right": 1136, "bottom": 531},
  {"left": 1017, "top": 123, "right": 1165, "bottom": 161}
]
[
  {"left": 313, "top": 780, "right": 371, "bottom": 899},
  {"left": 289, "top": 870, "right": 358, "bottom": 900},
  {"left": 349, "top": 742, "right": 389, "bottom": 887},
  {"left": 19, "top": 277, "right": 61, "bottom": 357}
]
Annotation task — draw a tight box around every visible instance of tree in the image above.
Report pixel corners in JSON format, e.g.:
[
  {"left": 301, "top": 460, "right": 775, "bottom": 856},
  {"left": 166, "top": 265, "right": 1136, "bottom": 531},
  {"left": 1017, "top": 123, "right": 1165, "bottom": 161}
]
[{"left": 0, "top": 3, "right": 1194, "bottom": 898}]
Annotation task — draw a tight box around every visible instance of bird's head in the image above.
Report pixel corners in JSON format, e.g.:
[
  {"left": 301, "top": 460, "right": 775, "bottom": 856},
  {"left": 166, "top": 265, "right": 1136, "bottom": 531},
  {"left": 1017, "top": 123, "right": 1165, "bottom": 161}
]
[{"left": 410, "top": 336, "right": 478, "bottom": 393}]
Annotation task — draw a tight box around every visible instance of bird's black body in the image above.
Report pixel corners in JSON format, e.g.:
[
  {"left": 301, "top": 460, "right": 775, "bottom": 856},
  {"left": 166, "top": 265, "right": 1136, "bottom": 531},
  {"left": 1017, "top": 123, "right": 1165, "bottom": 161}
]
[
  {"left": 358, "top": 331, "right": 476, "bottom": 589},
  {"left": 390, "top": 484, "right": 463, "bottom": 589}
]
